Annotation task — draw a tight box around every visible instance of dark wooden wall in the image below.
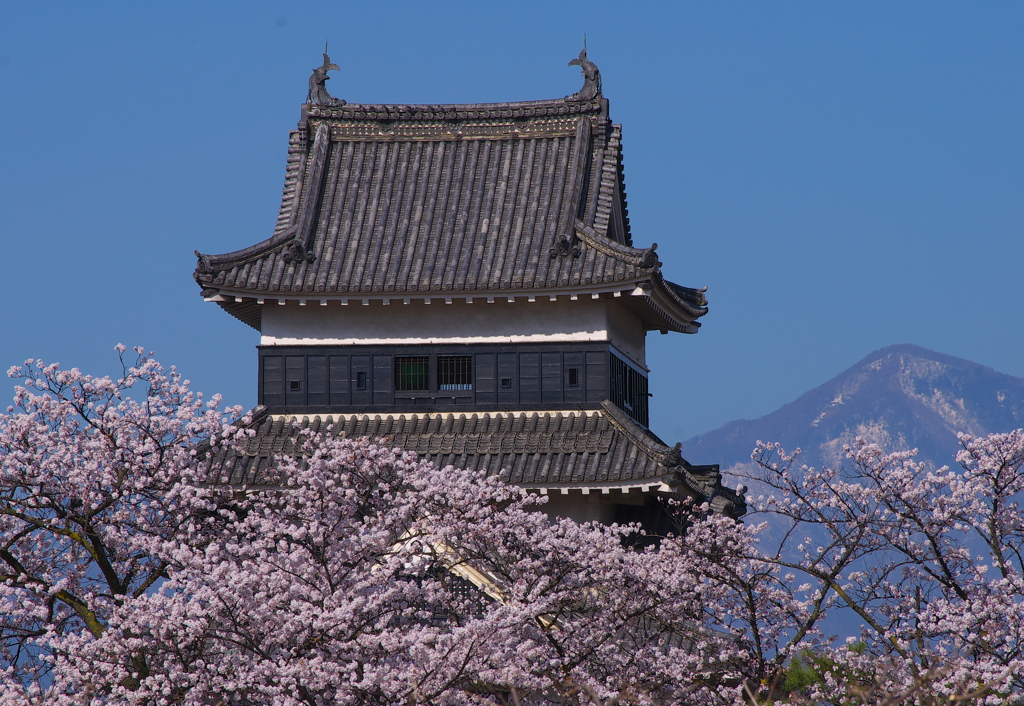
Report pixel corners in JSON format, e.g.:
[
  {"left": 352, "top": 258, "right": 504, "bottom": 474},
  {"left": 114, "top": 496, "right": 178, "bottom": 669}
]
[{"left": 258, "top": 342, "right": 650, "bottom": 426}]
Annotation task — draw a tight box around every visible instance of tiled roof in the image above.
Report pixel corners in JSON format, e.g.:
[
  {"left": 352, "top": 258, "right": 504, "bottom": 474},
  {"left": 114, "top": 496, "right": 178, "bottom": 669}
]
[
  {"left": 194, "top": 87, "right": 709, "bottom": 331},
  {"left": 205, "top": 401, "right": 746, "bottom": 518}
]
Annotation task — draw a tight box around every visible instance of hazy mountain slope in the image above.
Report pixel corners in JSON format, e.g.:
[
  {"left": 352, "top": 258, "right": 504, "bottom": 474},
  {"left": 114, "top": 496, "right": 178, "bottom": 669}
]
[{"left": 684, "top": 344, "right": 1024, "bottom": 472}]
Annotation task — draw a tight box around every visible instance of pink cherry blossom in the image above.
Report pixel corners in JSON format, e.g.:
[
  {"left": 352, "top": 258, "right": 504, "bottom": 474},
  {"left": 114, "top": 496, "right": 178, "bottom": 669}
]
[{"left": 3, "top": 349, "right": 1024, "bottom": 705}]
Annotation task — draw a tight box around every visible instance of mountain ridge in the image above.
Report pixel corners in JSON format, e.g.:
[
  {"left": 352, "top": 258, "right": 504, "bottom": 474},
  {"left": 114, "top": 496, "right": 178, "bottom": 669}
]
[{"left": 684, "top": 344, "right": 1024, "bottom": 472}]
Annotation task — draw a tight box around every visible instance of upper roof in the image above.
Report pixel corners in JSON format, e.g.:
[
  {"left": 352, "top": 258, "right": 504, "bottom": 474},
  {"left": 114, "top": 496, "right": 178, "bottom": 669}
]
[{"left": 194, "top": 52, "right": 709, "bottom": 332}]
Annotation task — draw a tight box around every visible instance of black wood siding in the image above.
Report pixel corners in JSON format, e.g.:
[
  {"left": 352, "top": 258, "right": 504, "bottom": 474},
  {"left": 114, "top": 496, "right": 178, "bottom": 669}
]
[{"left": 258, "top": 342, "right": 649, "bottom": 426}]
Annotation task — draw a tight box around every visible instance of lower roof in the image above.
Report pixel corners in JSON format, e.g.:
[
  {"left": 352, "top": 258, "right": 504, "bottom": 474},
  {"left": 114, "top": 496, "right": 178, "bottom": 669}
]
[{"left": 205, "top": 401, "right": 746, "bottom": 518}]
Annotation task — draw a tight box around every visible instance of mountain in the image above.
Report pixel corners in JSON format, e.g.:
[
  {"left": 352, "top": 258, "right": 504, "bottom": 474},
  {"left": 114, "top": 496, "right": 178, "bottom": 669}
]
[{"left": 684, "top": 344, "right": 1024, "bottom": 473}]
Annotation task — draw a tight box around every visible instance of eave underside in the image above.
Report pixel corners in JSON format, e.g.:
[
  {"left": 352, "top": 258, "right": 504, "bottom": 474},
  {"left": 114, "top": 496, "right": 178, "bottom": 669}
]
[{"left": 206, "top": 273, "right": 707, "bottom": 334}]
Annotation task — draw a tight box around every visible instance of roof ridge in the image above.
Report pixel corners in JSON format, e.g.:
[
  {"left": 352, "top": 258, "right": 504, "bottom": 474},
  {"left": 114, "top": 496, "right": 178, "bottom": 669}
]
[
  {"left": 598, "top": 400, "right": 670, "bottom": 461},
  {"left": 548, "top": 116, "right": 593, "bottom": 260},
  {"left": 195, "top": 225, "right": 297, "bottom": 278},
  {"left": 306, "top": 96, "right": 603, "bottom": 122},
  {"left": 575, "top": 221, "right": 658, "bottom": 269},
  {"left": 589, "top": 123, "right": 622, "bottom": 239},
  {"left": 595, "top": 402, "right": 719, "bottom": 500},
  {"left": 194, "top": 123, "right": 331, "bottom": 278}
]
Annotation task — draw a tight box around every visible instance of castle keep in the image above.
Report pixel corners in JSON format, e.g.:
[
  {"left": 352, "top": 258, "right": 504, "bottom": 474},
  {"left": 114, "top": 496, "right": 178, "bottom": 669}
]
[{"left": 194, "top": 51, "right": 745, "bottom": 526}]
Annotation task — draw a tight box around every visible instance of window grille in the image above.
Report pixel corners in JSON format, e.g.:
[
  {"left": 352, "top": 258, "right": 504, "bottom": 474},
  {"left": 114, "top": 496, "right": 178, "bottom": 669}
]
[
  {"left": 395, "top": 356, "right": 429, "bottom": 391},
  {"left": 437, "top": 355, "right": 473, "bottom": 391},
  {"left": 609, "top": 354, "right": 649, "bottom": 427}
]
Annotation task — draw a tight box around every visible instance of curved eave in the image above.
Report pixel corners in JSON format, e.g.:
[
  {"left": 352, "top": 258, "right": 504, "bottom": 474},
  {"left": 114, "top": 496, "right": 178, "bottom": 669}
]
[
  {"left": 195, "top": 222, "right": 298, "bottom": 276},
  {"left": 616, "top": 277, "right": 708, "bottom": 335},
  {"left": 660, "top": 275, "right": 710, "bottom": 314},
  {"left": 574, "top": 222, "right": 709, "bottom": 334}
]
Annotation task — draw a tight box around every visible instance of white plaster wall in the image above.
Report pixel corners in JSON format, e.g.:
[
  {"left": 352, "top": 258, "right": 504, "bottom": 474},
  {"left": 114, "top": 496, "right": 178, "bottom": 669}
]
[
  {"left": 262, "top": 298, "right": 628, "bottom": 347},
  {"left": 538, "top": 493, "right": 620, "bottom": 524},
  {"left": 605, "top": 301, "right": 647, "bottom": 366}
]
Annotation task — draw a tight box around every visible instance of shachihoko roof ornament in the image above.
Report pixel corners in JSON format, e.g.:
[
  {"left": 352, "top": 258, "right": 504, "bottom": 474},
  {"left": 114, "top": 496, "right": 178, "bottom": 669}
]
[
  {"left": 566, "top": 48, "right": 601, "bottom": 102},
  {"left": 308, "top": 52, "right": 345, "bottom": 107}
]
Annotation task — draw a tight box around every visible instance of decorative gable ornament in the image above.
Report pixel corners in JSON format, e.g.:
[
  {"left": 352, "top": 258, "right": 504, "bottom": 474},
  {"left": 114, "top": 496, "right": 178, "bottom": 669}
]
[
  {"left": 566, "top": 48, "right": 602, "bottom": 102},
  {"left": 307, "top": 52, "right": 345, "bottom": 107}
]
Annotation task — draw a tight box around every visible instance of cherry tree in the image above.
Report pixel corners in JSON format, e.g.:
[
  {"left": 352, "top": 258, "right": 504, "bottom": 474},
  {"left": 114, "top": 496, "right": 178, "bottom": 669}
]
[
  {"left": 0, "top": 347, "right": 247, "bottom": 699},
  {"left": 0, "top": 351, "right": 770, "bottom": 705},
  {"left": 734, "top": 431, "right": 1024, "bottom": 704},
  {"left": 48, "top": 435, "right": 772, "bottom": 705},
  {"left": 5, "top": 348, "right": 1024, "bottom": 705}
]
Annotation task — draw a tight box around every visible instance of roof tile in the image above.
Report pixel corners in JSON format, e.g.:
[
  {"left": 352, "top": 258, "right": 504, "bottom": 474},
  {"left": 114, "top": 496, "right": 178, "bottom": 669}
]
[
  {"left": 208, "top": 402, "right": 703, "bottom": 491},
  {"left": 195, "top": 98, "right": 666, "bottom": 301}
]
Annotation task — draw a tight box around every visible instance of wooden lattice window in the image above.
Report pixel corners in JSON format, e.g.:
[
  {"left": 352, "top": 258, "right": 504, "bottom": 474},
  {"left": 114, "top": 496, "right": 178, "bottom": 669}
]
[
  {"left": 437, "top": 355, "right": 473, "bottom": 391},
  {"left": 395, "top": 356, "right": 429, "bottom": 391},
  {"left": 609, "top": 354, "right": 649, "bottom": 427}
]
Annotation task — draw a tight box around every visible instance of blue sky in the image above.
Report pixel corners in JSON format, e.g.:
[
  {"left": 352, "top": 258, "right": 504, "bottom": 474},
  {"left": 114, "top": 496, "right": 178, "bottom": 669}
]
[{"left": 1, "top": 2, "right": 1022, "bottom": 445}]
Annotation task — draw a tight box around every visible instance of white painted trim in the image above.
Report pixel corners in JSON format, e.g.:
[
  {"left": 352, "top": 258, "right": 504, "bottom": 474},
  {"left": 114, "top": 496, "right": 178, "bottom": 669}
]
[
  {"left": 208, "top": 280, "right": 644, "bottom": 306},
  {"left": 269, "top": 409, "right": 602, "bottom": 423},
  {"left": 529, "top": 479, "right": 674, "bottom": 494},
  {"left": 264, "top": 333, "right": 615, "bottom": 346}
]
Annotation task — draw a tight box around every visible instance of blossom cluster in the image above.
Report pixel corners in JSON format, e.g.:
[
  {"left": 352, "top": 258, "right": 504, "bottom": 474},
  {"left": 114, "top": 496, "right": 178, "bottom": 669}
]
[{"left": 741, "top": 431, "right": 1024, "bottom": 703}]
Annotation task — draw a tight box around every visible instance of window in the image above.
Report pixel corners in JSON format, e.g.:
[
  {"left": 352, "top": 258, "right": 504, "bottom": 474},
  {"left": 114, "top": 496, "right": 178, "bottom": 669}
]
[
  {"left": 500, "top": 377, "right": 513, "bottom": 389},
  {"left": 609, "top": 354, "right": 649, "bottom": 427},
  {"left": 395, "top": 356, "right": 429, "bottom": 391},
  {"left": 289, "top": 380, "right": 302, "bottom": 392},
  {"left": 437, "top": 355, "right": 472, "bottom": 391},
  {"left": 567, "top": 368, "right": 579, "bottom": 386},
  {"left": 355, "top": 371, "right": 367, "bottom": 390}
]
